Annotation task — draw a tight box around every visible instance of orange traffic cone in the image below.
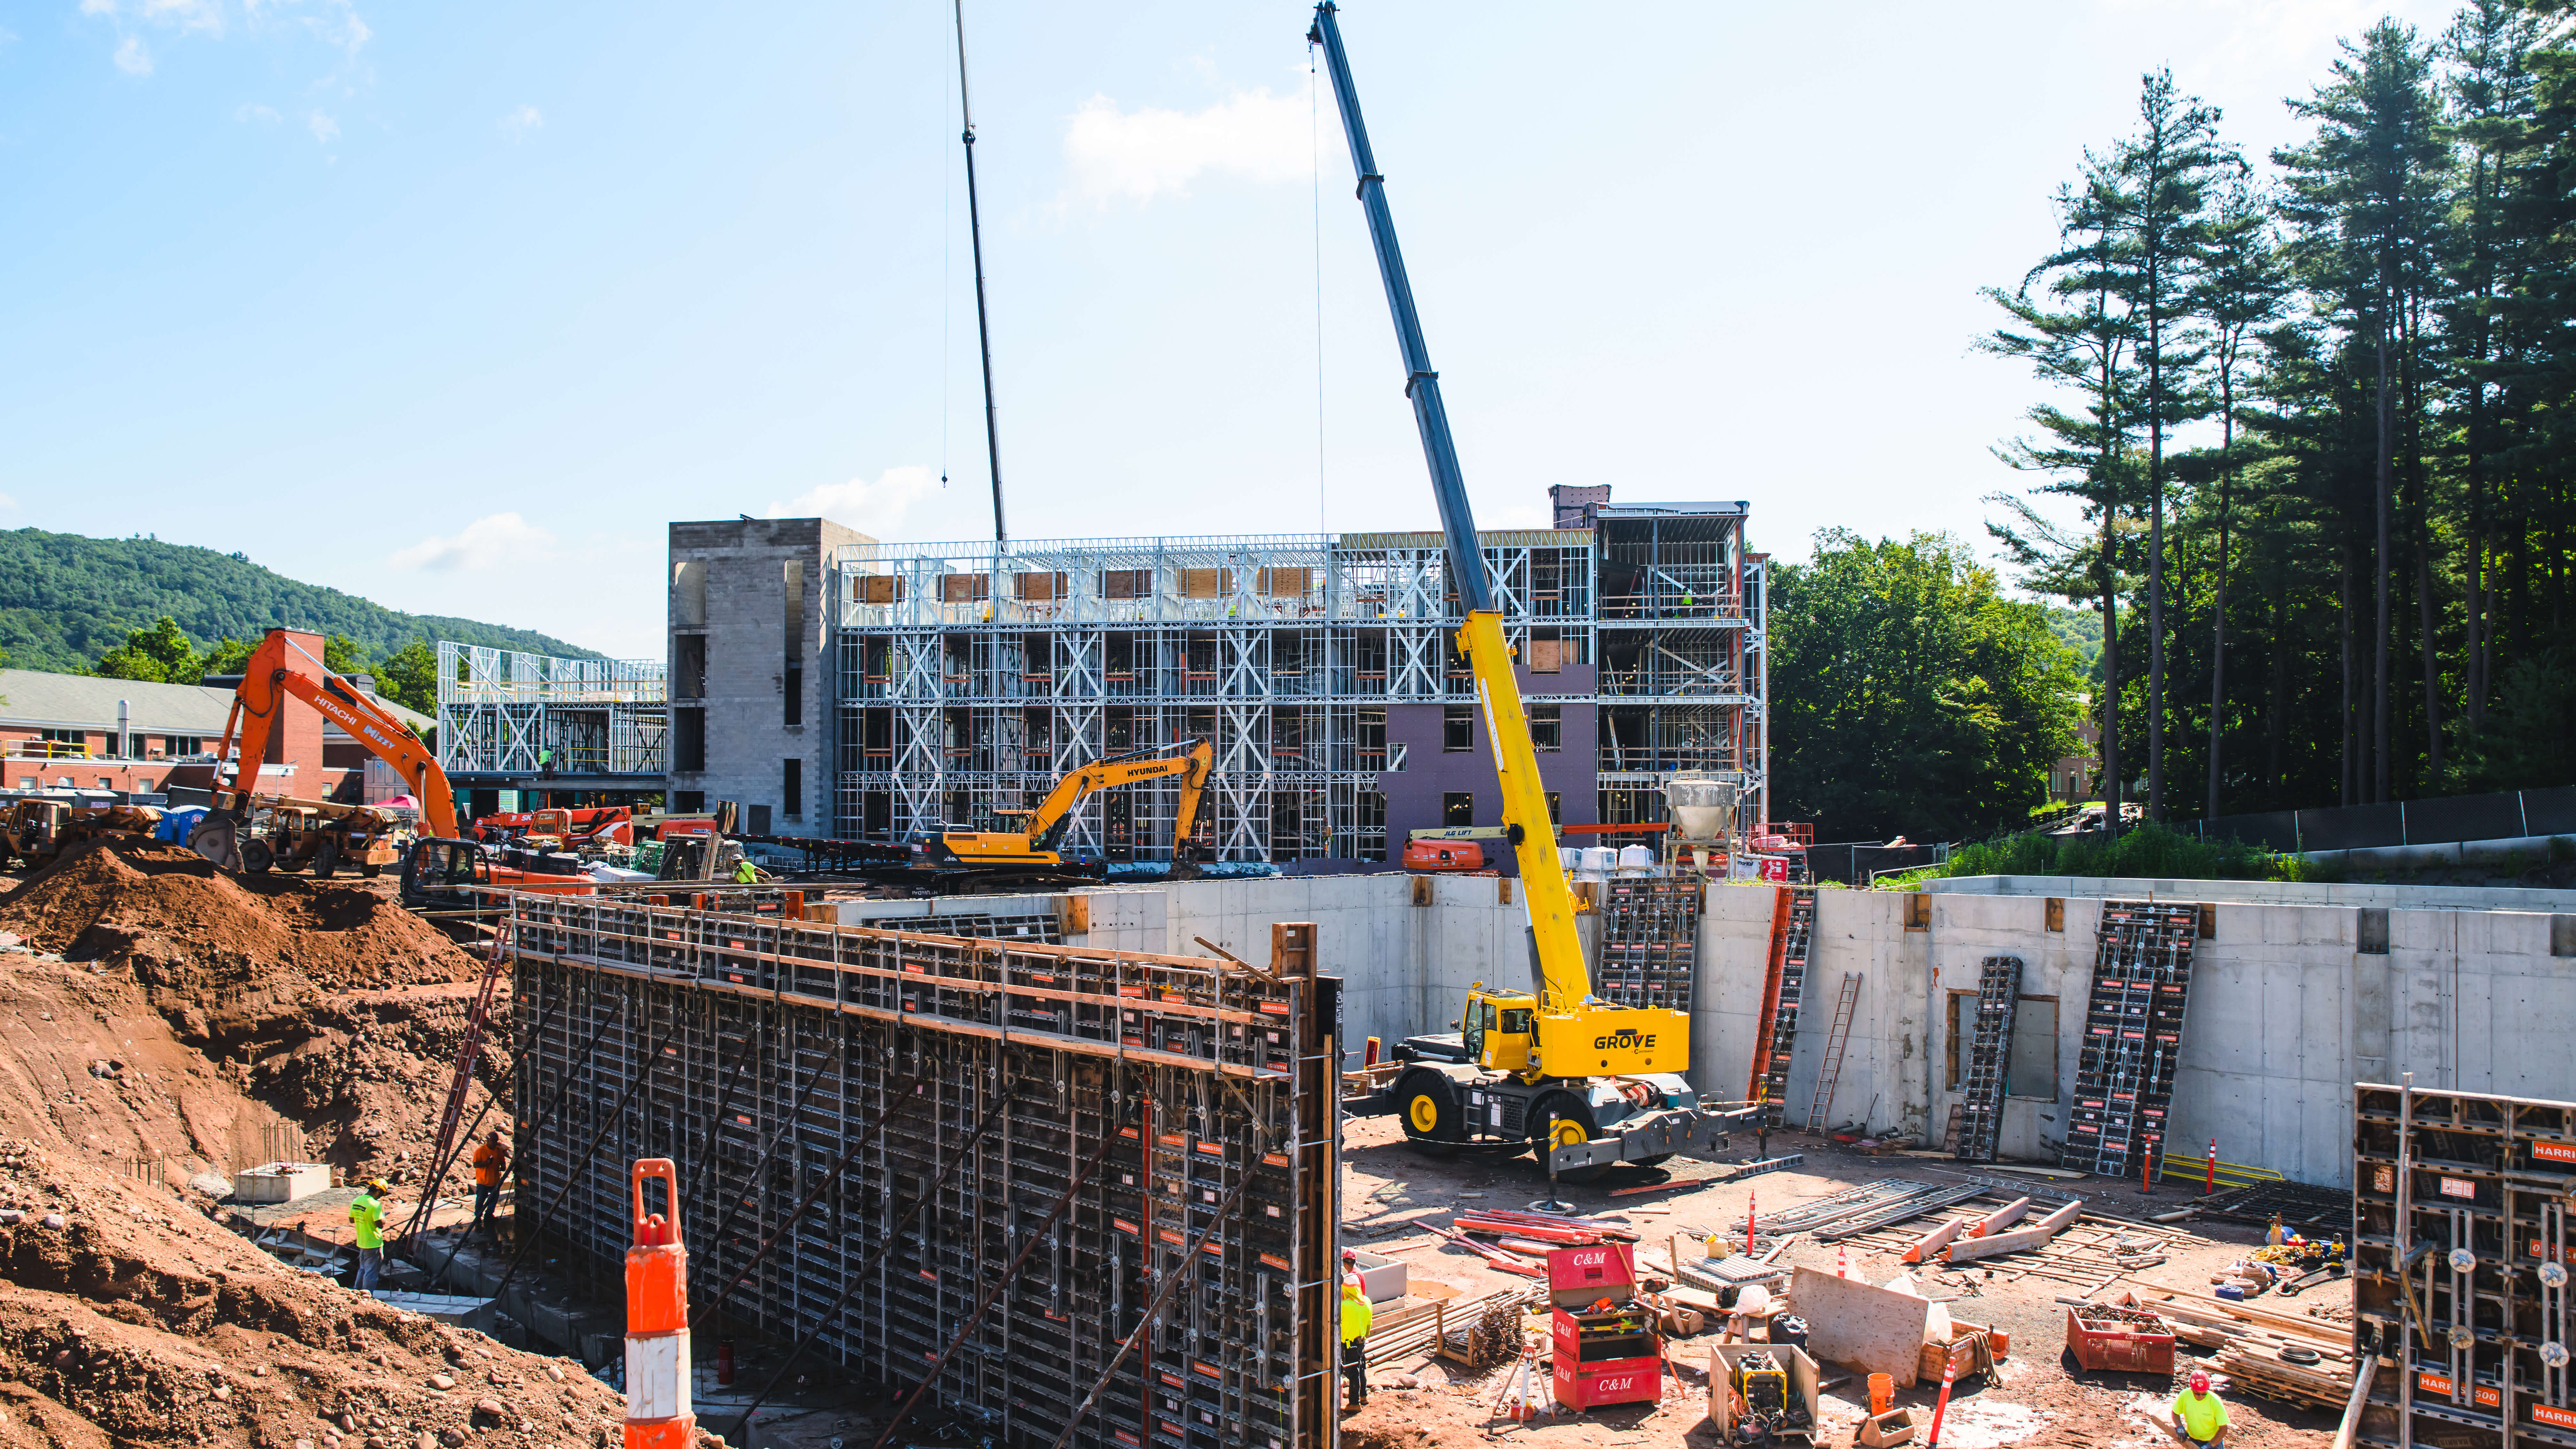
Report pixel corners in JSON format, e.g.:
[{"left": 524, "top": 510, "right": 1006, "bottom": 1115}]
[{"left": 623, "top": 1160, "right": 692, "bottom": 1449}]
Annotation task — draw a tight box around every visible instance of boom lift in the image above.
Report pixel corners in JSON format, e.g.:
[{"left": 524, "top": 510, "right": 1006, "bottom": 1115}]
[
  {"left": 1311, "top": 4, "right": 1752, "bottom": 1179},
  {"left": 918, "top": 737, "right": 1213, "bottom": 877}
]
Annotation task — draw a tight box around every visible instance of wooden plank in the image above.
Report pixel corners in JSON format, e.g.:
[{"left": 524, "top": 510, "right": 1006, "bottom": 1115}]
[
  {"left": 1971, "top": 1197, "right": 2032, "bottom": 1235},
  {"left": 1943, "top": 1198, "right": 2082, "bottom": 1262},
  {"left": 1901, "top": 1217, "right": 1972, "bottom": 1264},
  {"left": 1790, "top": 1265, "right": 1934, "bottom": 1387}
]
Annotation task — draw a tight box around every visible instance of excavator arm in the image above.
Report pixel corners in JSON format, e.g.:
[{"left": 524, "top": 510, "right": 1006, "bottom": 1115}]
[
  {"left": 1028, "top": 738, "right": 1213, "bottom": 864},
  {"left": 198, "top": 631, "right": 456, "bottom": 867}
]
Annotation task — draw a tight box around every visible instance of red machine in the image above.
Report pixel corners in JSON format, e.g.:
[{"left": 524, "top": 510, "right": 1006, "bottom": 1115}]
[
  {"left": 472, "top": 805, "right": 633, "bottom": 849},
  {"left": 1547, "top": 1243, "right": 1662, "bottom": 1410},
  {"left": 1401, "top": 837, "right": 1486, "bottom": 872}
]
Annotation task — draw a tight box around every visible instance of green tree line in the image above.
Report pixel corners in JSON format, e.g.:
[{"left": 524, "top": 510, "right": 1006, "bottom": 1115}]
[
  {"left": 0, "top": 528, "right": 597, "bottom": 674},
  {"left": 89, "top": 616, "right": 440, "bottom": 717},
  {"left": 1985, "top": 4, "right": 2576, "bottom": 823}
]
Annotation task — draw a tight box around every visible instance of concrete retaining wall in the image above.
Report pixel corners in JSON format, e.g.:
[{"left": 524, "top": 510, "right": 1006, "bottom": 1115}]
[{"left": 1035, "top": 871, "right": 2576, "bottom": 1188}]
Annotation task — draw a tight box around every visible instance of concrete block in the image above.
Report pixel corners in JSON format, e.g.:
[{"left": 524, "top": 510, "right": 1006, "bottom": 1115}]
[
  {"left": 233, "top": 1162, "right": 331, "bottom": 1204},
  {"left": 369, "top": 1289, "right": 496, "bottom": 1334}
]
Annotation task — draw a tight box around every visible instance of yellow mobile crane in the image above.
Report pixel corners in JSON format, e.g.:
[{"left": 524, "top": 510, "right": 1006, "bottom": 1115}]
[
  {"left": 917, "top": 737, "right": 1212, "bottom": 877},
  {"left": 1313, "top": 4, "right": 1754, "bottom": 1180}
]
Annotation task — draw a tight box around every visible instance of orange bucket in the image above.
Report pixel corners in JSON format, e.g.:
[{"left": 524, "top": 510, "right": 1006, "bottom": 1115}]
[{"left": 1869, "top": 1373, "right": 1893, "bottom": 1415}]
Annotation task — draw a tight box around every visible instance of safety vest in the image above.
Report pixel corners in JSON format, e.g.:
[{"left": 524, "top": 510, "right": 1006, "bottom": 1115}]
[
  {"left": 1341, "top": 1291, "right": 1372, "bottom": 1345},
  {"left": 350, "top": 1193, "right": 384, "bottom": 1250},
  {"left": 2172, "top": 1390, "right": 2228, "bottom": 1442}
]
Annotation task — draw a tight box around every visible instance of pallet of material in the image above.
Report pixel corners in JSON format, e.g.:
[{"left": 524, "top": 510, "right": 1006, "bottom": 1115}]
[{"left": 2213, "top": 1339, "right": 2352, "bottom": 1410}]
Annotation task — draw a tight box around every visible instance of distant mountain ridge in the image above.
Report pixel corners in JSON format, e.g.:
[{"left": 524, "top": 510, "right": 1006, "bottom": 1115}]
[{"left": 0, "top": 528, "right": 600, "bottom": 673}]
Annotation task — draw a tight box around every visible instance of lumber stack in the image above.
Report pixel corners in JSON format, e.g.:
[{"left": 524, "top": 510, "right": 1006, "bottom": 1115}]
[{"left": 2122, "top": 1290, "right": 2355, "bottom": 1410}]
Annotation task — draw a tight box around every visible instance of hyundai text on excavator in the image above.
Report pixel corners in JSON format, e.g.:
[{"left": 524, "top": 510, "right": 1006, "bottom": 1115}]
[
  {"left": 186, "top": 629, "right": 592, "bottom": 908},
  {"left": 1312, "top": 4, "right": 1754, "bottom": 1181},
  {"left": 914, "top": 736, "right": 1212, "bottom": 879}
]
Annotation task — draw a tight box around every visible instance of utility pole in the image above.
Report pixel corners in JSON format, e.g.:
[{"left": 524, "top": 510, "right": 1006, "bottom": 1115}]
[{"left": 955, "top": 0, "right": 1006, "bottom": 543}]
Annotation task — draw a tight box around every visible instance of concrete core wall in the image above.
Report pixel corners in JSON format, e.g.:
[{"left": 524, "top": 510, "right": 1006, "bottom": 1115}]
[{"left": 1017, "top": 871, "right": 2576, "bottom": 1188}]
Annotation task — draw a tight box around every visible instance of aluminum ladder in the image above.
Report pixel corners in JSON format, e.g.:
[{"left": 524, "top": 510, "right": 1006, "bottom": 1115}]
[{"left": 1804, "top": 972, "right": 1863, "bottom": 1131}]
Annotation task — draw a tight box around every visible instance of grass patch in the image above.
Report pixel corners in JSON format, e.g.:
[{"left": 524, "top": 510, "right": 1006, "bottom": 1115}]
[{"left": 1881, "top": 822, "right": 2315, "bottom": 887}]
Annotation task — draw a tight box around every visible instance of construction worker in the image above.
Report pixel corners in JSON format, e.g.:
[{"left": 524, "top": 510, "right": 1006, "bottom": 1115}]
[
  {"left": 350, "top": 1178, "right": 389, "bottom": 1291},
  {"left": 1340, "top": 1279, "right": 1372, "bottom": 1410},
  {"left": 1342, "top": 1247, "right": 1363, "bottom": 1295},
  {"left": 2167, "top": 1370, "right": 2230, "bottom": 1449},
  {"left": 733, "top": 856, "right": 758, "bottom": 884},
  {"left": 468, "top": 1131, "right": 509, "bottom": 1240}
]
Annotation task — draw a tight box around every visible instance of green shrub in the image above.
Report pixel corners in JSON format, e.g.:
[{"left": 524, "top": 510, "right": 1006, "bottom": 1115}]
[{"left": 1884, "top": 822, "right": 2314, "bottom": 886}]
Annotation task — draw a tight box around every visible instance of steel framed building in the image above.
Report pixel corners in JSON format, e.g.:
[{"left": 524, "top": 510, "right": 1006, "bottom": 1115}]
[
  {"left": 820, "top": 487, "right": 1768, "bottom": 866},
  {"left": 435, "top": 643, "right": 668, "bottom": 805}
]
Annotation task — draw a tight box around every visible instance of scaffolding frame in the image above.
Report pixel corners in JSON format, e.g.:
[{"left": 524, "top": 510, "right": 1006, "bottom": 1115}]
[
  {"left": 830, "top": 524, "right": 1767, "bottom": 858},
  {"left": 436, "top": 644, "right": 668, "bottom": 777},
  {"left": 508, "top": 892, "right": 1339, "bottom": 1449}
]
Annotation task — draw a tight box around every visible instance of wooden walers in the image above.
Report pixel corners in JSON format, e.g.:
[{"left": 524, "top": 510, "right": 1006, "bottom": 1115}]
[
  {"left": 2353, "top": 1083, "right": 2576, "bottom": 1446},
  {"left": 1747, "top": 886, "right": 1816, "bottom": 1125},
  {"left": 1953, "top": 956, "right": 2022, "bottom": 1163},
  {"left": 1594, "top": 876, "right": 1702, "bottom": 1012},
  {"left": 2060, "top": 901, "right": 2199, "bottom": 1177}
]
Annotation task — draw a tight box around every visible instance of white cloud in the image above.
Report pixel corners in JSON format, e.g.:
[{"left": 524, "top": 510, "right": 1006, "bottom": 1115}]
[
  {"left": 79, "top": 0, "right": 119, "bottom": 15},
  {"left": 307, "top": 109, "right": 337, "bottom": 143},
  {"left": 1061, "top": 87, "right": 1307, "bottom": 206},
  {"left": 112, "top": 35, "right": 152, "bottom": 74},
  {"left": 0, "top": 493, "right": 19, "bottom": 511},
  {"left": 390, "top": 512, "right": 555, "bottom": 572},
  {"left": 764, "top": 467, "right": 939, "bottom": 536},
  {"left": 235, "top": 102, "right": 279, "bottom": 123},
  {"left": 497, "top": 104, "right": 543, "bottom": 141},
  {"left": 140, "top": 0, "right": 225, "bottom": 33}
]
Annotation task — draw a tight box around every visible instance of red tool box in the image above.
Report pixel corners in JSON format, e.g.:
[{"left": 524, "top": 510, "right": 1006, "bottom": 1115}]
[{"left": 1547, "top": 1243, "right": 1663, "bottom": 1410}]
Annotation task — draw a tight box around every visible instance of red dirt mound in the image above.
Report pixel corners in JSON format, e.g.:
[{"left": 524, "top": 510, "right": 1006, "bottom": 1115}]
[{"left": 0, "top": 838, "right": 484, "bottom": 1014}]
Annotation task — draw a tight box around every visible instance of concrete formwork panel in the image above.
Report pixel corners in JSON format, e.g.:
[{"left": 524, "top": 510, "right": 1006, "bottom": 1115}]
[{"left": 505, "top": 892, "right": 1340, "bottom": 1449}]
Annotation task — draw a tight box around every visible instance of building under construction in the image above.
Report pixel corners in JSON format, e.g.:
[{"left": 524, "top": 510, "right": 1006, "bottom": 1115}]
[{"left": 644, "top": 487, "right": 1768, "bottom": 863}]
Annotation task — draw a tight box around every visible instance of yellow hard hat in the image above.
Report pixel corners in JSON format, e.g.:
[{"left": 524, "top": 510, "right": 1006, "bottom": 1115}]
[{"left": 366, "top": 1178, "right": 390, "bottom": 1193}]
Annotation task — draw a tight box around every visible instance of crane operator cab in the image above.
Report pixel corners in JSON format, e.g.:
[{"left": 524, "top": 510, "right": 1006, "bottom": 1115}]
[{"left": 1459, "top": 990, "right": 1537, "bottom": 1075}]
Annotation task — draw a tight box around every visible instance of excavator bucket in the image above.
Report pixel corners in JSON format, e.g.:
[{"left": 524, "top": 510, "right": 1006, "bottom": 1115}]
[{"left": 188, "top": 815, "right": 242, "bottom": 872}]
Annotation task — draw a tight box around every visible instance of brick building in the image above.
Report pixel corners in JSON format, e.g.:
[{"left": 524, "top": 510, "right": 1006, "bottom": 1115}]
[{"left": 0, "top": 629, "right": 430, "bottom": 800}]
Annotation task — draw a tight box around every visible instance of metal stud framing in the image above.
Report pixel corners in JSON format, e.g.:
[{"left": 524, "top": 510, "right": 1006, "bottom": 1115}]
[{"left": 505, "top": 891, "right": 1339, "bottom": 1449}]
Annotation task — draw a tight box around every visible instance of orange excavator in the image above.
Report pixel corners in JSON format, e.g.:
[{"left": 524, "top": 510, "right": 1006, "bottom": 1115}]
[{"left": 187, "top": 629, "right": 592, "bottom": 906}]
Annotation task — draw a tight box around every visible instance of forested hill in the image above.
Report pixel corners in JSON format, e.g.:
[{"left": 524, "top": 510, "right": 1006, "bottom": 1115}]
[{"left": 0, "top": 528, "right": 599, "bottom": 673}]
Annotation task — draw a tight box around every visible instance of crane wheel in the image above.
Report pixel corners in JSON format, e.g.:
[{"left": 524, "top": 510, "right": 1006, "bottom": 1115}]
[
  {"left": 240, "top": 839, "right": 275, "bottom": 875},
  {"left": 1532, "top": 1095, "right": 1609, "bottom": 1184},
  {"left": 313, "top": 837, "right": 341, "bottom": 880},
  {"left": 1396, "top": 1072, "right": 1461, "bottom": 1159}
]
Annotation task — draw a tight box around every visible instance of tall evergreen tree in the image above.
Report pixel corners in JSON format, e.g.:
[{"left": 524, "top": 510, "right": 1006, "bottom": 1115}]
[
  {"left": 2191, "top": 179, "right": 2291, "bottom": 816},
  {"left": 1982, "top": 178, "right": 2140, "bottom": 828},
  {"left": 2275, "top": 20, "right": 2449, "bottom": 802},
  {"left": 2093, "top": 71, "right": 2239, "bottom": 821}
]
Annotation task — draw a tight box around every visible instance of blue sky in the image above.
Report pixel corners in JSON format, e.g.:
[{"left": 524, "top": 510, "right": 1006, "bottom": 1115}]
[{"left": 0, "top": 0, "right": 2461, "bottom": 658}]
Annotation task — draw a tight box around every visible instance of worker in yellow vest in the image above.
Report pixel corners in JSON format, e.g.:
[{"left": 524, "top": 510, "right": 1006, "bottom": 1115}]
[
  {"left": 1340, "top": 1280, "right": 1372, "bottom": 1410},
  {"left": 2167, "top": 1371, "right": 2230, "bottom": 1449},
  {"left": 350, "top": 1177, "right": 389, "bottom": 1291}
]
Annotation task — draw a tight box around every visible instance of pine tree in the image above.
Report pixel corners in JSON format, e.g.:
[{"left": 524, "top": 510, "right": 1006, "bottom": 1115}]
[
  {"left": 2190, "top": 179, "right": 2291, "bottom": 816},
  {"left": 2092, "top": 71, "right": 2239, "bottom": 821},
  {"left": 2275, "top": 20, "right": 2448, "bottom": 803},
  {"left": 1981, "top": 178, "right": 2140, "bottom": 829}
]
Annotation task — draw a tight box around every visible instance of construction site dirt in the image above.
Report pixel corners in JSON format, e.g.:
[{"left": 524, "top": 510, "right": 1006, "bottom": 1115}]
[
  {"left": 0, "top": 850, "right": 647, "bottom": 1449},
  {"left": 1334, "top": 1114, "right": 2346, "bottom": 1448}
]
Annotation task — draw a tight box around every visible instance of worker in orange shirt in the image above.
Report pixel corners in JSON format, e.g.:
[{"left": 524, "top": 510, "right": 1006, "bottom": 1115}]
[{"left": 468, "top": 1131, "right": 509, "bottom": 1241}]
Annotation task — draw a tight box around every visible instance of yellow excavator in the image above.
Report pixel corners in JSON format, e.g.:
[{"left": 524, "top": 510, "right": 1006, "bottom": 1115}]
[
  {"left": 1315, "top": 4, "right": 1756, "bottom": 1181},
  {"left": 916, "top": 737, "right": 1212, "bottom": 878}
]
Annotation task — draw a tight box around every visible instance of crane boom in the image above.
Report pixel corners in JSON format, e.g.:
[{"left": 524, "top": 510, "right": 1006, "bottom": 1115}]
[{"left": 1307, "top": 3, "right": 1589, "bottom": 1019}]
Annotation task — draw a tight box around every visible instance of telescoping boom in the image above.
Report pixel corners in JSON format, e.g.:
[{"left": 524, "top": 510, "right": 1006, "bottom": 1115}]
[{"left": 1311, "top": 3, "right": 1752, "bottom": 1177}]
